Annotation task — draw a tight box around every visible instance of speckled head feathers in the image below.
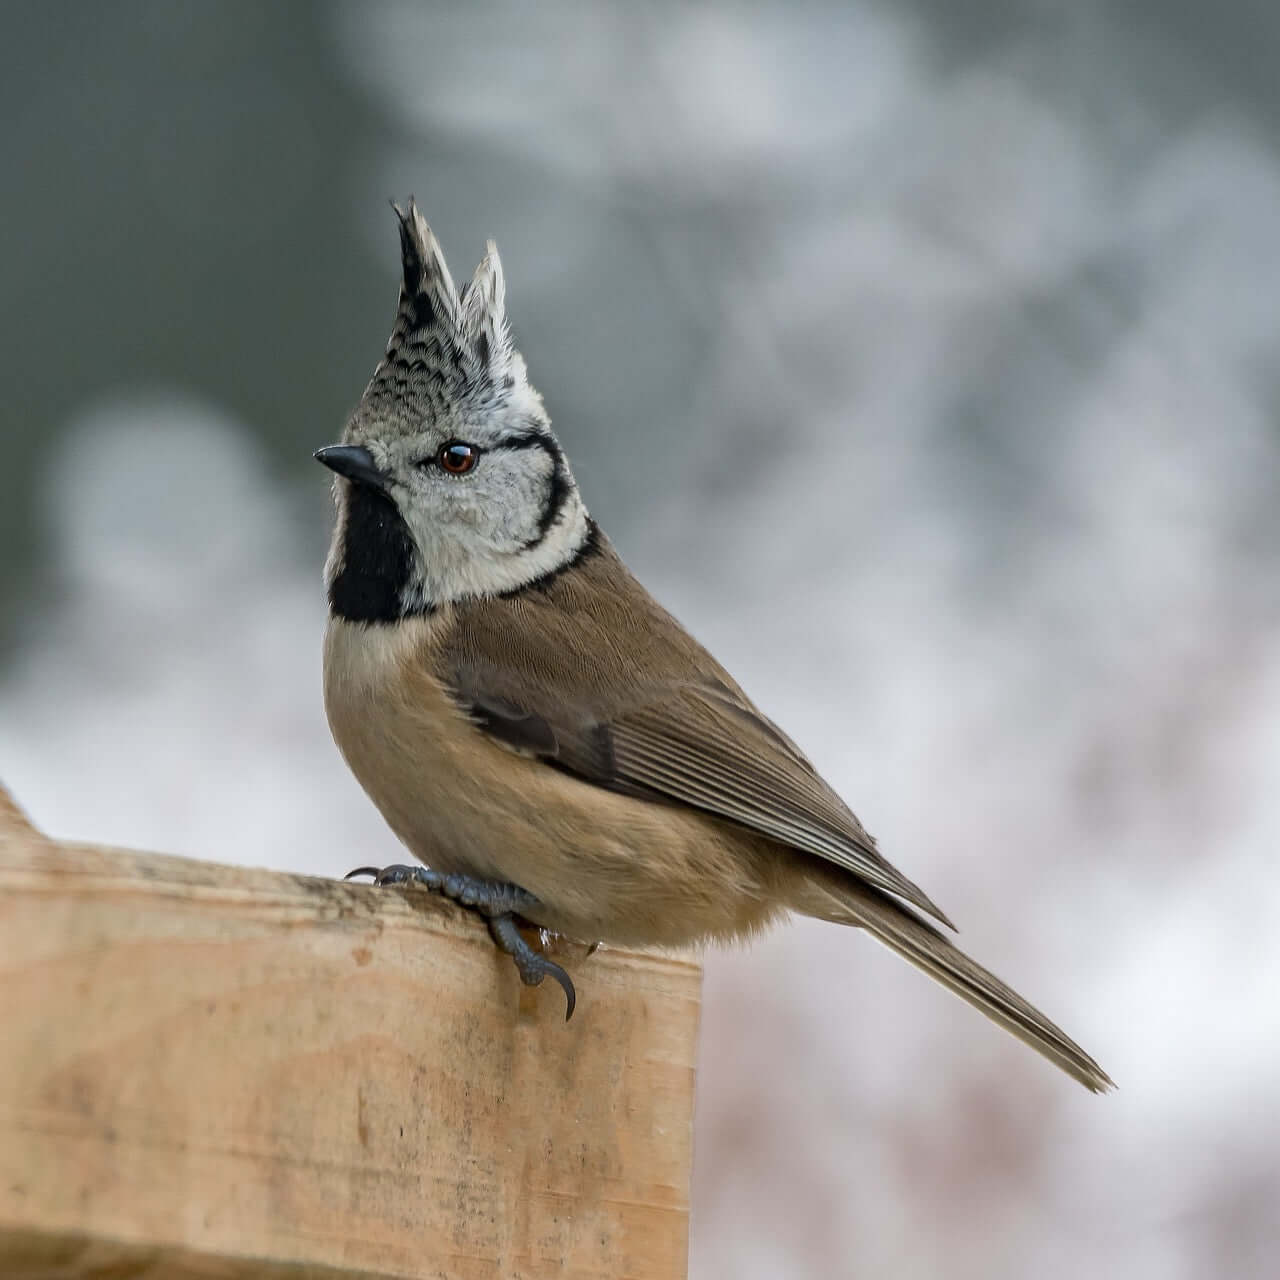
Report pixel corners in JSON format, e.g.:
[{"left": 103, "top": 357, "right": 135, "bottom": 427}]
[{"left": 354, "top": 199, "right": 530, "bottom": 432}]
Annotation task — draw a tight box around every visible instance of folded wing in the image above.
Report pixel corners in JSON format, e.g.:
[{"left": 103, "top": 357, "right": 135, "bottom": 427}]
[{"left": 457, "top": 672, "right": 953, "bottom": 929}]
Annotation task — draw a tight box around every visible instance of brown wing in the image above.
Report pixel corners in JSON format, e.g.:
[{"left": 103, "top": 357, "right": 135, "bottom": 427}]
[
  {"left": 606, "top": 684, "right": 952, "bottom": 926},
  {"left": 442, "top": 536, "right": 953, "bottom": 928}
]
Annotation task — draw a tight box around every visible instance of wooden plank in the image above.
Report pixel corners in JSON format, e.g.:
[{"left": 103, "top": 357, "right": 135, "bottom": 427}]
[{"left": 0, "top": 784, "right": 701, "bottom": 1279}]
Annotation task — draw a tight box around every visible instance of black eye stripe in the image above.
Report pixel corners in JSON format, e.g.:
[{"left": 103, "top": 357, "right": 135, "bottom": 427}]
[
  {"left": 532, "top": 449, "right": 571, "bottom": 545},
  {"left": 416, "top": 430, "right": 552, "bottom": 469},
  {"left": 491, "top": 429, "right": 558, "bottom": 454}
]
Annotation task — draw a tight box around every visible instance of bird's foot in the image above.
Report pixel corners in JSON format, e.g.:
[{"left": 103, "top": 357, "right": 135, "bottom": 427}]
[
  {"left": 346, "top": 863, "right": 540, "bottom": 915},
  {"left": 487, "top": 913, "right": 576, "bottom": 1020},
  {"left": 344, "top": 863, "right": 576, "bottom": 1019}
]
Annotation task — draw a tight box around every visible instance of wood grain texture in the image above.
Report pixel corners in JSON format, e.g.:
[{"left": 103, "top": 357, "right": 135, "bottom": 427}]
[{"left": 0, "top": 783, "right": 701, "bottom": 1280}]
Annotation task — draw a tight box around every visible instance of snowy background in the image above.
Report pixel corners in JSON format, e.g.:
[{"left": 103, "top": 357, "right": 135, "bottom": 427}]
[{"left": 3, "top": 3, "right": 1279, "bottom": 1276}]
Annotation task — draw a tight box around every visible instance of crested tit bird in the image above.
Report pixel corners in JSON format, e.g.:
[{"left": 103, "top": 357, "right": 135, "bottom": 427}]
[{"left": 317, "top": 201, "right": 1112, "bottom": 1092}]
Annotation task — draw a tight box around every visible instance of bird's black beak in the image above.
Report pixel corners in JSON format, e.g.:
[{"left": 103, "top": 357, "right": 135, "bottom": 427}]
[{"left": 314, "top": 445, "right": 390, "bottom": 494}]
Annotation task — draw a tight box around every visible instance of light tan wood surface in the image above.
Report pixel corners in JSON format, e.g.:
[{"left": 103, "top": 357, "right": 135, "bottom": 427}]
[{"left": 0, "top": 783, "right": 701, "bottom": 1279}]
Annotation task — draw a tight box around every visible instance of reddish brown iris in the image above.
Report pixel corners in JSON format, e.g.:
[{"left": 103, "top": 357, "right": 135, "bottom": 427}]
[{"left": 439, "top": 441, "right": 478, "bottom": 474}]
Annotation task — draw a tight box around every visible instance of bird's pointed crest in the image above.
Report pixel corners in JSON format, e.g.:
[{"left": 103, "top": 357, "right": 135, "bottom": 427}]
[
  {"left": 358, "top": 201, "right": 522, "bottom": 426},
  {"left": 459, "top": 239, "right": 511, "bottom": 375},
  {"left": 392, "top": 198, "right": 460, "bottom": 334}
]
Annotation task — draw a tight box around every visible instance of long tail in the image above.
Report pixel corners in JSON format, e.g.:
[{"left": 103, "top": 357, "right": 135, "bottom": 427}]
[{"left": 798, "top": 872, "right": 1114, "bottom": 1093}]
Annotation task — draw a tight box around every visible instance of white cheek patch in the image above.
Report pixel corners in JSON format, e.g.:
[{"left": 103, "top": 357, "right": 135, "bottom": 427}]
[
  {"left": 447, "top": 449, "right": 551, "bottom": 546},
  {"left": 396, "top": 444, "right": 590, "bottom": 607}
]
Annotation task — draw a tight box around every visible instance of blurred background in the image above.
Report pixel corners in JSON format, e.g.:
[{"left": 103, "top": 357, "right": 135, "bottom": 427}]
[{"left": 2, "top": 2, "right": 1278, "bottom": 1275}]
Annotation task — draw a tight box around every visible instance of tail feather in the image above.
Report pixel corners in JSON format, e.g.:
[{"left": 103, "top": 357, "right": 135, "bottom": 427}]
[{"left": 802, "top": 876, "right": 1114, "bottom": 1094}]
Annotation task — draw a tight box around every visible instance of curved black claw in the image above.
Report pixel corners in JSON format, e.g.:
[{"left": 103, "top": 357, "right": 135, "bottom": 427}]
[
  {"left": 489, "top": 913, "right": 577, "bottom": 1020},
  {"left": 346, "top": 863, "right": 446, "bottom": 891},
  {"left": 531, "top": 955, "right": 577, "bottom": 1022},
  {"left": 342, "top": 864, "right": 577, "bottom": 1018}
]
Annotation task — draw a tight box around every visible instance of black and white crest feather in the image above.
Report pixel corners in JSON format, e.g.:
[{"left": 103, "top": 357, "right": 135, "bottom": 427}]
[{"left": 358, "top": 199, "right": 521, "bottom": 425}]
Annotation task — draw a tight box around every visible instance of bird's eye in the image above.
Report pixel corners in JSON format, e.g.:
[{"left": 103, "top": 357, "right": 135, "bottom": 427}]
[{"left": 438, "top": 441, "right": 479, "bottom": 474}]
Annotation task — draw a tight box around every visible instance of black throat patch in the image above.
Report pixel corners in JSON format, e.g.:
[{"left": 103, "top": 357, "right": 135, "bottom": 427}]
[{"left": 328, "top": 485, "right": 419, "bottom": 623}]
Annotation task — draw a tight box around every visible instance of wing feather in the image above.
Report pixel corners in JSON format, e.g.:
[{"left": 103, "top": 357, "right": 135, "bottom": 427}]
[
  {"left": 609, "top": 691, "right": 953, "bottom": 927},
  {"left": 455, "top": 672, "right": 952, "bottom": 929}
]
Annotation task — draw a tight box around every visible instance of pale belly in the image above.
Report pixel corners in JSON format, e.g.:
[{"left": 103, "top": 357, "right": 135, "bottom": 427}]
[{"left": 322, "top": 615, "right": 787, "bottom": 947}]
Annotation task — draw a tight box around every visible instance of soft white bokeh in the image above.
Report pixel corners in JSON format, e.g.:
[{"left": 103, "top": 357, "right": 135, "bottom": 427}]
[{"left": 0, "top": 395, "right": 395, "bottom": 878}]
